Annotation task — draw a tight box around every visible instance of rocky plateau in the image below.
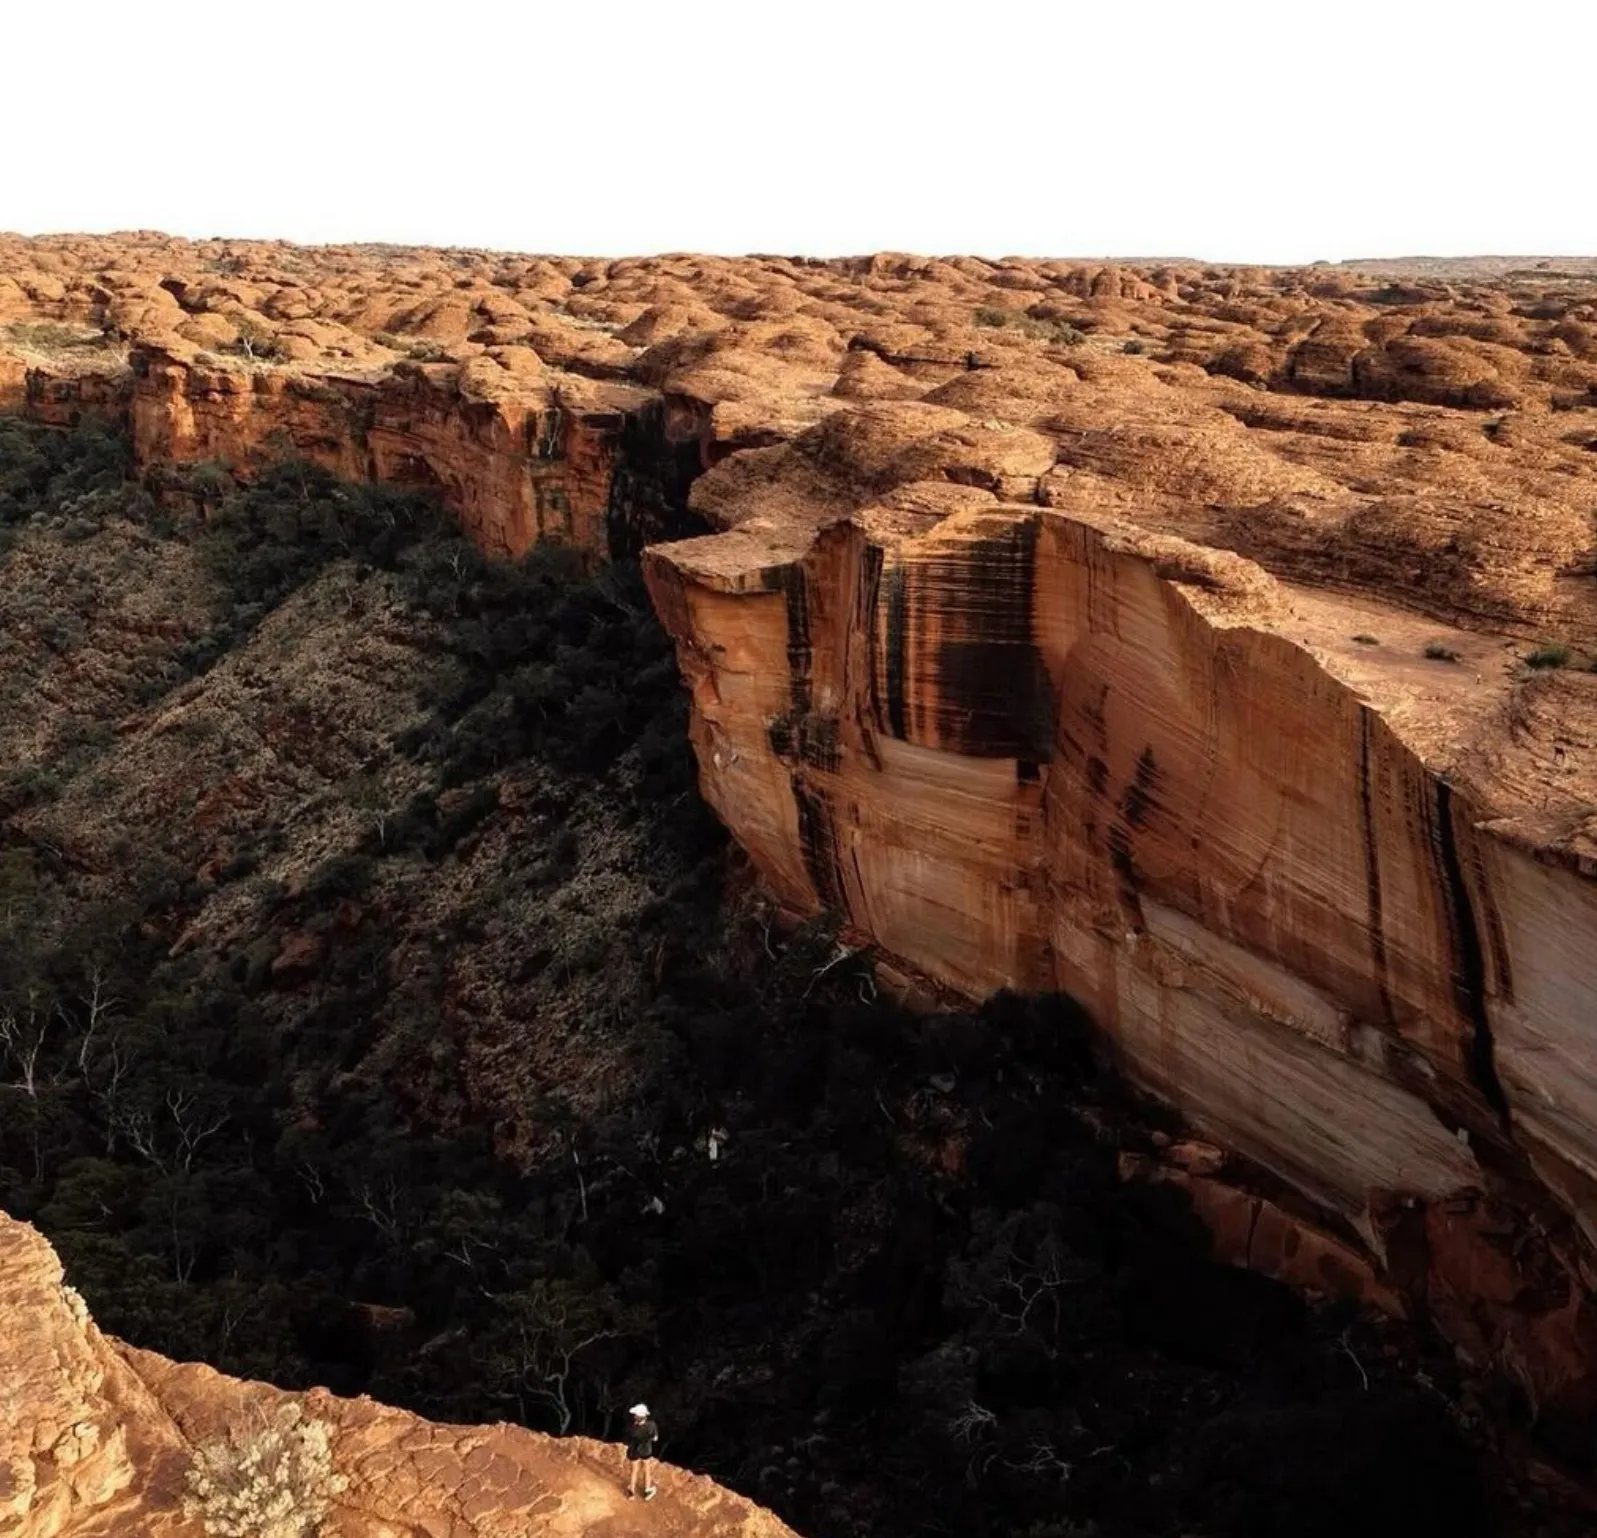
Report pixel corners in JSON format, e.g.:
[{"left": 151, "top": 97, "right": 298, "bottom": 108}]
[{"left": 5, "top": 232, "right": 1597, "bottom": 1495}]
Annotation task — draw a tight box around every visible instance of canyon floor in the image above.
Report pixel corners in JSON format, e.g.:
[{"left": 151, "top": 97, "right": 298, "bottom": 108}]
[{"left": 2, "top": 237, "right": 1597, "bottom": 1535}]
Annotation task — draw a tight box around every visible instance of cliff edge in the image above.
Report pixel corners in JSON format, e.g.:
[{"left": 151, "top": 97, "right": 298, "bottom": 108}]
[{"left": 0, "top": 1211, "right": 798, "bottom": 1538}]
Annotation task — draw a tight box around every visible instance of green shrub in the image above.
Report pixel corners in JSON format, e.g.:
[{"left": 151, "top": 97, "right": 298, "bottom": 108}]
[
  {"left": 370, "top": 333, "right": 447, "bottom": 362},
  {"left": 0, "top": 766, "right": 60, "bottom": 813},
  {"left": 225, "top": 315, "right": 291, "bottom": 365},
  {"left": 180, "top": 458, "right": 449, "bottom": 624},
  {"left": 4, "top": 320, "right": 107, "bottom": 353},
  {"left": 1423, "top": 641, "right": 1460, "bottom": 662},
  {"left": 305, "top": 854, "right": 376, "bottom": 900},
  {"left": 972, "top": 306, "right": 1085, "bottom": 346},
  {"left": 430, "top": 783, "right": 499, "bottom": 855},
  {"left": 1526, "top": 642, "right": 1570, "bottom": 670},
  {"left": 0, "top": 416, "right": 136, "bottom": 526}
]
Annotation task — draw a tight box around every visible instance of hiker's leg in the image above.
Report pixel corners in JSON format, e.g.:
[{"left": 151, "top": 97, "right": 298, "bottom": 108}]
[{"left": 644, "top": 1458, "right": 656, "bottom": 1497}]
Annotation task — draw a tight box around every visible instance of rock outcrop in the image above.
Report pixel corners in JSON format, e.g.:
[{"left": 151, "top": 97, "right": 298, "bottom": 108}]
[
  {"left": 0, "top": 1211, "right": 798, "bottom": 1538},
  {"left": 6, "top": 235, "right": 1596, "bottom": 569}
]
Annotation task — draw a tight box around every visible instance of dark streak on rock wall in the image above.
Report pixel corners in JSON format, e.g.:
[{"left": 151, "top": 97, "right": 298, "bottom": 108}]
[
  {"left": 605, "top": 399, "right": 707, "bottom": 558},
  {"left": 1360, "top": 710, "right": 1399, "bottom": 1028},
  {"left": 879, "top": 563, "right": 909, "bottom": 741},
  {"left": 1435, "top": 780, "right": 1512, "bottom": 1127},
  {"left": 778, "top": 563, "right": 846, "bottom": 908},
  {"left": 926, "top": 519, "right": 1056, "bottom": 759}
]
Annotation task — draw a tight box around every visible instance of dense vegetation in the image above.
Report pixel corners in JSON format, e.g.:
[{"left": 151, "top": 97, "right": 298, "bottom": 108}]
[{"left": 0, "top": 417, "right": 1512, "bottom": 1537}]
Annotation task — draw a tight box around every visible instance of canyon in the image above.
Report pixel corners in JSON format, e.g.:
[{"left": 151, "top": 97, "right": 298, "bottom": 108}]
[{"left": 5, "top": 233, "right": 1597, "bottom": 1490}]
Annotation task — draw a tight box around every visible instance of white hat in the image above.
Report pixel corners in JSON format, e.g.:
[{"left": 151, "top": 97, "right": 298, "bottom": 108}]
[{"left": 629, "top": 1403, "right": 649, "bottom": 1417}]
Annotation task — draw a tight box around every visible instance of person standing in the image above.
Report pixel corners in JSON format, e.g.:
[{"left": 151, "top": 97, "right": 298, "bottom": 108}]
[{"left": 624, "top": 1403, "right": 659, "bottom": 1500}]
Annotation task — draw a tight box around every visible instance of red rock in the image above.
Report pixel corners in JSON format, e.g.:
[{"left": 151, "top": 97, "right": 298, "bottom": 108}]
[
  {"left": 270, "top": 930, "right": 325, "bottom": 984},
  {"left": 1421, "top": 1199, "right": 1597, "bottom": 1418},
  {"left": 1120, "top": 1154, "right": 1404, "bottom": 1315},
  {"left": 1162, "top": 1140, "right": 1224, "bottom": 1175}
]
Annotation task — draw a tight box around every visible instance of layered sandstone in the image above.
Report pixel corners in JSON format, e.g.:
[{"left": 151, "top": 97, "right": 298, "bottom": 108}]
[
  {"left": 640, "top": 374, "right": 1597, "bottom": 1425},
  {"left": 127, "top": 345, "right": 662, "bottom": 558},
  {"left": 0, "top": 1211, "right": 797, "bottom": 1538}
]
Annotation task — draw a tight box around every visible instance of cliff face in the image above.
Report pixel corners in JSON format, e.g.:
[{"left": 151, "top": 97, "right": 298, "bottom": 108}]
[
  {"left": 126, "top": 347, "right": 672, "bottom": 559},
  {"left": 0, "top": 1212, "right": 797, "bottom": 1538},
  {"left": 640, "top": 337, "right": 1597, "bottom": 1428},
  {"left": 646, "top": 497, "right": 1597, "bottom": 1414},
  {"left": 2, "top": 342, "right": 710, "bottom": 560}
]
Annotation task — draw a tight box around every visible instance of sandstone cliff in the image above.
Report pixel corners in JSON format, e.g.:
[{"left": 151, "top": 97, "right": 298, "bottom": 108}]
[
  {"left": 640, "top": 387, "right": 1597, "bottom": 1428},
  {"left": 0, "top": 1211, "right": 798, "bottom": 1538},
  {"left": 128, "top": 345, "right": 655, "bottom": 558}
]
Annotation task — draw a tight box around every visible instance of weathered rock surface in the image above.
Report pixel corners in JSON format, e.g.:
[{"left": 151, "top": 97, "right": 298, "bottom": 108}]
[
  {"left": 0, "top": 1210, "right": 798, "bottom": 1538},
  {"left": 638, "top": 342, "right": 1597, "bottom": 1426},
  {"left": 5, "top": 233, "right": 1597, "bottom": 1433},
  {"left": 6, "top": 236, "right": 1595, "bottom": 571},
  {"left": 128, "top": 345, "right": 651, "bottom": 558}
]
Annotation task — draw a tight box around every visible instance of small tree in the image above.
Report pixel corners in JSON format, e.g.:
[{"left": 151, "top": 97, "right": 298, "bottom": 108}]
[
  {"left": 483, "top": 1276, "right": 642, "bottom": 1434},
  {"left": 228, "top": 315, "right": 289, "bottom": 364},
  {"left": 183, "top": 1402, "right": 346, "bottom": 1538}
]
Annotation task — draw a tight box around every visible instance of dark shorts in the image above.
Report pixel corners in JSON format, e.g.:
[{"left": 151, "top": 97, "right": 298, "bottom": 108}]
[{"left": 627, "top": 1443, "right": 655, "bottom": 1462}]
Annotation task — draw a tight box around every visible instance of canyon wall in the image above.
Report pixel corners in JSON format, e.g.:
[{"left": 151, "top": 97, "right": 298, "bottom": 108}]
[
  {"left": 3, "top": 345, "right": 704, "bottom": 560},
  {"left": 0, "top": 1211, "right": 797, "bottom": 1538},
  {"left": 129, "top": 347, "right": 706, "bottom": 558},
  {"left": 642, "top": 410, "right": 1597, "bottom": 1430}
]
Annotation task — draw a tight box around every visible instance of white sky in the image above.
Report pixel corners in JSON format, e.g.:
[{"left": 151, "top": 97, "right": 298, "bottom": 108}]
[{"left": 8, "top": 0, "right": 1594, "bottom": 263}]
